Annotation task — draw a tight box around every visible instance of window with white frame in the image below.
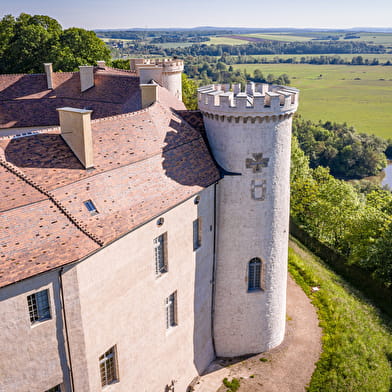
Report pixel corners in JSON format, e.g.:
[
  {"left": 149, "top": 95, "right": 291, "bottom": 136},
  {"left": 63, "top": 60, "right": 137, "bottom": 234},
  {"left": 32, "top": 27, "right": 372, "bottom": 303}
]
[
  {"left": 248, "top": 258, "right": 262, "bottom": 291},
  {"left": 99, "top": 346, "right": 118, "bottom": 387},
  {"left": 193, "top": 218, "right": 202, "bottom": 251},
  {"left": 154, "top": 233, "right": 167, "bottom": 276},
  {"left": 27, "top": 289, "right": 51, "bottom": 324},
  {"left": 165, "top": 291, "right": 177, "bottom": 329}
]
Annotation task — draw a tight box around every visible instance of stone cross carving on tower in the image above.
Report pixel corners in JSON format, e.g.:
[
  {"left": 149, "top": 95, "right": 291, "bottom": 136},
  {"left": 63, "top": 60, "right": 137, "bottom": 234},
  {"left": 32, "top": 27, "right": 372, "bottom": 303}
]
[{"left": 245, "top": 153, "right": 269, "bottom": 173}]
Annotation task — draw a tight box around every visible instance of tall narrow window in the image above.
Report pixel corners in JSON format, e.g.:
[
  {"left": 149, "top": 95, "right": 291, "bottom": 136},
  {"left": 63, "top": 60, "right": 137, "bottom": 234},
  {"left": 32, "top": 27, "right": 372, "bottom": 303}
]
[
  {"left": 193, "top": 218, "right": 202, "bottom": 251},
  {"left": 248, "top": 258, "right": 262, "bottom": 291},
  {"left": 99, "top": 346, "right": 118, "bottom": 387},
  {"left": 27, "top": 289, "right": 51, "bottom": 324},
  {"left": 154, "top": 233, "right": 167, "bottom": 276},
  {"left": 165, "top": 292, "right": 177, "bottom": 329}
]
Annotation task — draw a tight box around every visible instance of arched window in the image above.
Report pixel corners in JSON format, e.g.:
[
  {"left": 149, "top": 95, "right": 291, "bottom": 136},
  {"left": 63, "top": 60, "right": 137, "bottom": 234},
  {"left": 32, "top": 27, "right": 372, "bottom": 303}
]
[{"left": 248, "top": 258, "right": 262, "bottom": 291}]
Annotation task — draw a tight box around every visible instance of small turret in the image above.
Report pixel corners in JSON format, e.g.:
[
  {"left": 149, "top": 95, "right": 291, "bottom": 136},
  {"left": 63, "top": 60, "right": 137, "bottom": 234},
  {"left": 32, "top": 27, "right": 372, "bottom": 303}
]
[{"left": 131, "top": 58, "right": 184, "bottom": 100}]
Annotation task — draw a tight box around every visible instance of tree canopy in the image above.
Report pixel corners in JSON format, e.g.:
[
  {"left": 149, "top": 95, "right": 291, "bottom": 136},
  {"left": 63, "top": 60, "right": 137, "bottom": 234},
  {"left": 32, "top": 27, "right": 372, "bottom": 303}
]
[
  {"left": 292, "top": 115, "right": 387, "bottom": 179},
  {"left": 0, "top": 13, "right": 111, "bottom": 73},
  {"left": 290, "top": 136, "right": 392, "bottom": 287}
]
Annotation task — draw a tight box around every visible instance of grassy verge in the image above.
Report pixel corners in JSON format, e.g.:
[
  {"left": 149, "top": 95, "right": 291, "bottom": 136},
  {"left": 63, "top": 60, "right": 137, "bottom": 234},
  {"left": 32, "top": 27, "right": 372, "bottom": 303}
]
[{"left": 288, "top": 239, "right": 392, "bottom": 392}]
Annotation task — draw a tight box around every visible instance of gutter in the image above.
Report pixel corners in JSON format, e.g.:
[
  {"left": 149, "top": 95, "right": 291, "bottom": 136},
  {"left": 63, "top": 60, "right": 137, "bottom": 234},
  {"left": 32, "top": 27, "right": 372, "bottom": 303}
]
[{"left": 59, "top": 267, "right": 75, "bottom": 392}]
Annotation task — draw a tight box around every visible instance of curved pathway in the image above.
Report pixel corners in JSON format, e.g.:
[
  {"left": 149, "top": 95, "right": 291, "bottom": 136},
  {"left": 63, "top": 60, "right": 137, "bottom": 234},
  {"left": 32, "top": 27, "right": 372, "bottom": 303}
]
[{"left": 193, "top": 274, "right": 322, "bottom": 392}]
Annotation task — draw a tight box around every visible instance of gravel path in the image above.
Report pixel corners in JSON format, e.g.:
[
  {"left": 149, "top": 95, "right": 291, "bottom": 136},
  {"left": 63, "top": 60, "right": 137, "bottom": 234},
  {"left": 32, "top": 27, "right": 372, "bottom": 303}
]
[{"left": 193, "top": 272, "right": 322, "bottom": 392}]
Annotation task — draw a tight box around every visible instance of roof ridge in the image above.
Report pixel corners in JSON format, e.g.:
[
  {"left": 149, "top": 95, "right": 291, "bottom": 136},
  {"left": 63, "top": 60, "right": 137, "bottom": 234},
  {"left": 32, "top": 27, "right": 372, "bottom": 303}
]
[
  {"left": 0, "top": 71, "right": 79, "bottom": 78},
  {"left": 0, "top": 157, "right": 104, "bottom": 246},
  {"left": 99, "top": 66, "right": 137, "bottom": 74},
  {"left": 0, "top": 127, "right": 60, "bottom": 141},
  {"left": 91, "top": 101, "right": 156, "bottom": 124}
]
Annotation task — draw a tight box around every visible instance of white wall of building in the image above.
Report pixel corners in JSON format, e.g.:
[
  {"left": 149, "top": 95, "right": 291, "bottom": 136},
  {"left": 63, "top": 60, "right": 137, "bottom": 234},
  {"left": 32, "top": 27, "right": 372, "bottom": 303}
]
[
  {"left": 0, "top": 271, "right": 70, "bottom": 392},
  {"left": 64, "top": 185, "right": 216, "bottom": 391}
]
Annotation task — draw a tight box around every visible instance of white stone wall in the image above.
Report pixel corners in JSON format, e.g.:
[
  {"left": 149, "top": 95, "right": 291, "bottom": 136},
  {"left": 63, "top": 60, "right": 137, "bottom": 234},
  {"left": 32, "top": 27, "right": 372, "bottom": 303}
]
[
  {"left": 161, "top": 71, "right": 183, "bottom": 100},
  {"left": 200, "top": 84, "right": 297, "bottom": 357},
  {"left": 0, "top": 271, "right": 70, "bottom": 392},
  {"left": 67, "top": 186, "right": 215, "bottom": 391}
]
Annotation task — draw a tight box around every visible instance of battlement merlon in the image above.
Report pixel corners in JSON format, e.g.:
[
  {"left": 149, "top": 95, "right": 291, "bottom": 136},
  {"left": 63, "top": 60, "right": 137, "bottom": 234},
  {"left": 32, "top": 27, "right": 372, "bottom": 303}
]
[{"left": 197, "top": 83, "right": 299, "bottom": 116}]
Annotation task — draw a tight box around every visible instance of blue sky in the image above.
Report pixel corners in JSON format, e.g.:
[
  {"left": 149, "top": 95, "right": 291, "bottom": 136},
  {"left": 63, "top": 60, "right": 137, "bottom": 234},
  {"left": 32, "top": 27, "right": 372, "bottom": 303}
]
[{"left": 1, "top": 0, "right": 391, "bottom": 30}]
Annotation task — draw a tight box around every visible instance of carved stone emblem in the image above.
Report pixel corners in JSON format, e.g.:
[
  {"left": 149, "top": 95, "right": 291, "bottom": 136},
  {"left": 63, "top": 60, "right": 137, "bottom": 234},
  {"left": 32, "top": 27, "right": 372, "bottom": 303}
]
[
  {"left": 246, "top": 153, "right": 269, "bottom": 173},
  {"left": 251, "top": 179, "right": 267, "bottom": 201}
]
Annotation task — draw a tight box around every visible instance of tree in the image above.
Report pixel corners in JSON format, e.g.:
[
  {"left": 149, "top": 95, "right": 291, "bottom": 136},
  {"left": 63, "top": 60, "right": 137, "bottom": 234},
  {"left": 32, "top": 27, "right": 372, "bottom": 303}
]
[
  {"left": 56, "top": 27, "right": 110, "bottom": 71},
  {"left": 0, "top": 13, "right": 62, "bottom": 73},
  {"left": 0, "top": 13, "right": 110, "bottom": 73},
  {"left": 0, "top": 14, "right": 15, "bottom": 57},
  {"left": 181, "top": 73, "right": 198, "bottom": 110}
]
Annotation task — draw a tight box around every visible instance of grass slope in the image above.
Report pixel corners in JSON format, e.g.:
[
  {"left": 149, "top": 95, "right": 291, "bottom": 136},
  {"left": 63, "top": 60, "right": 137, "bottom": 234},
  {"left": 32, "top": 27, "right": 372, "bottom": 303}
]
[
  {"left": 288, "top": 240, "right": 392, "bottom": 392},
  {"left": 234, "top": 63, "right": 392, "bottom": 138}
]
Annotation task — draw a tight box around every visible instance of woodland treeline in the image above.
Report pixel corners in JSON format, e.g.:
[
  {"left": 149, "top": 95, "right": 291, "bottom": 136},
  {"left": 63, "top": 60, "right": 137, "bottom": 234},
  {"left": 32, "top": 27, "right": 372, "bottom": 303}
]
[{"left": 110, "top": 40, "right": 388, "bottom": 58}]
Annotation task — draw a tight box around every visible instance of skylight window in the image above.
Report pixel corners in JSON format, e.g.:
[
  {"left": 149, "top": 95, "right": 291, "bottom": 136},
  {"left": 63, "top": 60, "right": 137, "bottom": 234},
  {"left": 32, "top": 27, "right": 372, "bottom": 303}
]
[{"left": 84, "top": 200, "right": 98, "bottom": 215}]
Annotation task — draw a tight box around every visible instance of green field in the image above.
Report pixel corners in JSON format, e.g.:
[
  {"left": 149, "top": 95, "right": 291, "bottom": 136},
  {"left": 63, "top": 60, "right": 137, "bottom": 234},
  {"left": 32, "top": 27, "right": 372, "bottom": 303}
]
[
  {"left": 208, "top": 36, "right": 247, "bottom": 45},
  {"left": 241, "top": 33, "right": 312, "bottom": 42},
  {"left": 345, "top": 32, "right": 392, "bottom": 45},
  {"left": 157, "top": 42, "right": 195, "bottom": 48},
  {"left": 234, "top": 63, "right": 392, "bottom": 138},
  {"left": 246, "top": 53, "right": 392, "bottom": 62}
]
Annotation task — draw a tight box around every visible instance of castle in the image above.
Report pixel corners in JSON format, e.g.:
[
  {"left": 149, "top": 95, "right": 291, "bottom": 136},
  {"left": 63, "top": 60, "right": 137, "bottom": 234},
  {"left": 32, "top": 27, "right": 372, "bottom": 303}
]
[{"left": 0, "top": 59, "right": 298, "bottom": 392}]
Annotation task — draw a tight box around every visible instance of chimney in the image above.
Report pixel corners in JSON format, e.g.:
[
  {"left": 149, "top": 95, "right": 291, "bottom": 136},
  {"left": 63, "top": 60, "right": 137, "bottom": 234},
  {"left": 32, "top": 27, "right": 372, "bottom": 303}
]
[
  {"left": 130, "top": 58, "right": 147, "bottom": 73},
  {"left": 79, "top": 65, "right": 94, "bottom": 92},
  {"left": 44, "top": 63, "right": 53, "bottom": 89},
  {"left": 140, "top": 81, "right": 159, "bottom": 109},
  {"left": 97, "top": 60, "right": 106, "bottom": 69},
  {"left": 139, "top": 67, "right": 162, "bottom": 85},
  {"left": 57, "top": 107, "right": 94, "bottom": 169}
]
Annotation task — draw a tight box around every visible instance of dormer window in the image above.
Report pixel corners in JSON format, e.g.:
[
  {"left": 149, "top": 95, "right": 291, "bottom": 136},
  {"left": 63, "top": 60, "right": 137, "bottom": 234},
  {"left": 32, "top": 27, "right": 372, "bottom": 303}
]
[{"left": 84, "top": 200, "right": 98, "bottom": 215}]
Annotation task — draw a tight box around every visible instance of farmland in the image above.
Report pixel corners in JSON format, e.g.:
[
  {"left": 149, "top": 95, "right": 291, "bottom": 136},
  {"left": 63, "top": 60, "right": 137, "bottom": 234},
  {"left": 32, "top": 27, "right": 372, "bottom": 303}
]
[{"left": 234, "top": 63, "right": 392, "bottom": 138}]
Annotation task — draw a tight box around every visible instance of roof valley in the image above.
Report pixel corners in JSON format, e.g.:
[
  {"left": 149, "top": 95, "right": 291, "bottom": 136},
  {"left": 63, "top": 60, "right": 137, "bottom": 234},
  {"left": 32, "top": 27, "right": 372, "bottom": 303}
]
[{"left": 0, "top": 156, "right": 104, "bottom": 246}]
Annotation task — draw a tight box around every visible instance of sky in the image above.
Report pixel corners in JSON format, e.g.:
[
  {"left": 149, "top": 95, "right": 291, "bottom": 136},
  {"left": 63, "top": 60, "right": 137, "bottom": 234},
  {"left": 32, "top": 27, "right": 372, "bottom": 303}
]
[{"left": 1, "top": 0, "right": 392, "bottom": 30}]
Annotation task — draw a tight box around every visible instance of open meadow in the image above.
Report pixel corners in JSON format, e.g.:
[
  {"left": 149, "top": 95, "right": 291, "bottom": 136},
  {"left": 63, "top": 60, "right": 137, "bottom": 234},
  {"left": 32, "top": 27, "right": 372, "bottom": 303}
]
[{"left": 234, "top": 63, "right": 392, "bottom": 138}]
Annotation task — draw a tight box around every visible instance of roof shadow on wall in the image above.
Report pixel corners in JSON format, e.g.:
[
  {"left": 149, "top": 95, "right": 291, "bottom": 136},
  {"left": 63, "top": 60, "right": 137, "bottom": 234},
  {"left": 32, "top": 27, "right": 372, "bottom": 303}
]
[
  {"left": 3, "top": 133, "right": 83, "bottom": 170},
  {"left": 161, "top": 116, "right": 220, "bottom": 187}
]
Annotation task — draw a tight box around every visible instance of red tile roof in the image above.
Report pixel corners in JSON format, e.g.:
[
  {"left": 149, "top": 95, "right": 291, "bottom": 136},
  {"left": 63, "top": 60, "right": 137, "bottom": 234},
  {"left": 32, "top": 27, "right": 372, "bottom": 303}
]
[
  {"left": 0, "top": 68, "right": 141, "bottom": 128},
  {"left": 0, "top": 78, "right": 221, "bottom": 288}
]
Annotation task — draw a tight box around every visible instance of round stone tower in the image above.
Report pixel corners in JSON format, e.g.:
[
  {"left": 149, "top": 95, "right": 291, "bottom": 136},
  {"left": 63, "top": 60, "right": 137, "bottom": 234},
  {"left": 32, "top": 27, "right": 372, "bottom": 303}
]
[
  {"left": 157, "top": 58, "right": 184, "bottom": 100},
  {"left": 198, "top": 82, "right": 299, "bottom": 357}
]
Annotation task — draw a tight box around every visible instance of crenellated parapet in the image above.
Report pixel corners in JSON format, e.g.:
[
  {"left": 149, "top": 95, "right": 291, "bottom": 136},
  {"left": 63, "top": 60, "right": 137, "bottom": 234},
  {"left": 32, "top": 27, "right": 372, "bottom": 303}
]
[
  {"left": 198, "top": 83, "right": 299, "bottom": 122},
  {"left": 130, "top": 58, "right": 184, "bottom": 74}
]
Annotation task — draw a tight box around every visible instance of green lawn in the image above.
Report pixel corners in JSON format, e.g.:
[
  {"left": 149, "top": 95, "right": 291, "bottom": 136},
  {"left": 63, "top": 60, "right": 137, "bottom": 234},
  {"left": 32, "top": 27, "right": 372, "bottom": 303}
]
[
  {"left": 288, "top": 240, "right": 392, "bottom": 392},
  {"left": 234, "top": 63, "right": 392, "bottom": 138}
]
